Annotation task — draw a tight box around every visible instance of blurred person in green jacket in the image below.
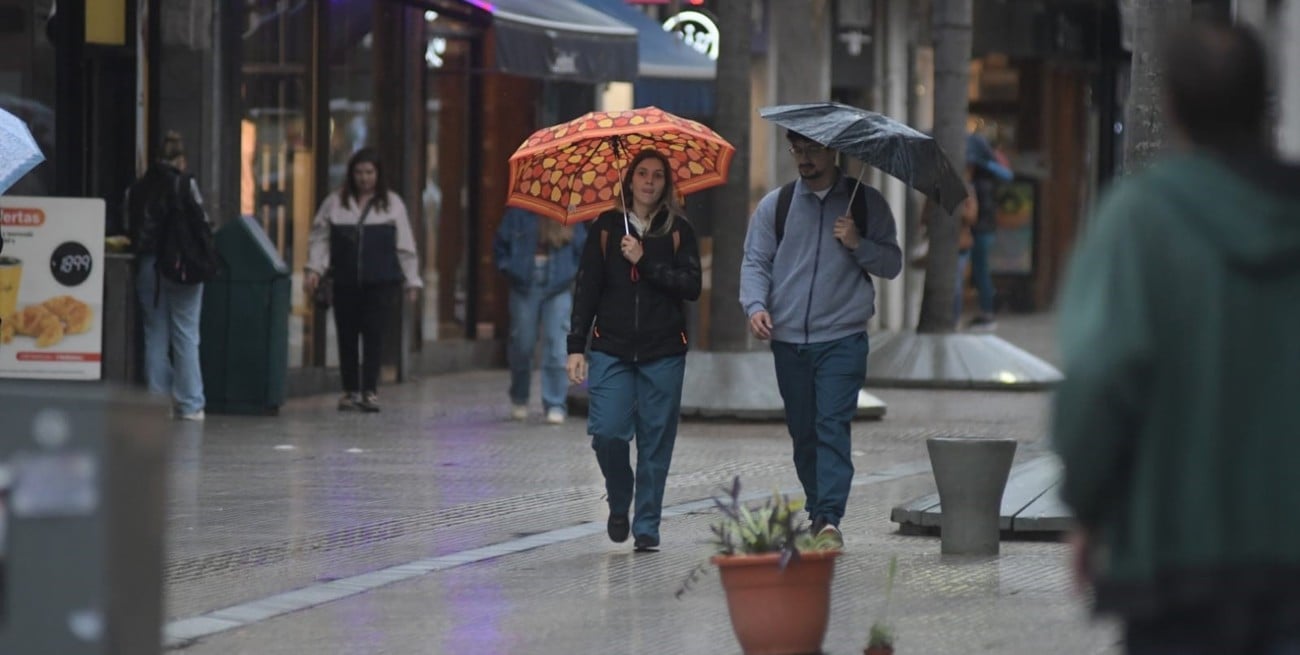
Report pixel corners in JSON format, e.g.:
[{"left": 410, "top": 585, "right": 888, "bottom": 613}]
[{"left": 1053, "top": 23, "right": 1300, "bottom": 654}]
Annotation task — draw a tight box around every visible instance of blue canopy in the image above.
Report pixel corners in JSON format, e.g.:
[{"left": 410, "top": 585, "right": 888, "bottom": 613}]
[
  {"left": 466, "top": 0, "right": 640, "bottom": 83},
  {"left": 576, "top": 0, "right": 716, "bottom": 80}
]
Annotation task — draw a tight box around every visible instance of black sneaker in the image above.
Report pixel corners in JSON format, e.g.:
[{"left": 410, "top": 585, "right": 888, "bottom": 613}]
[
  {"left": 338, "top": 393, "right": 360, "bottom": 411},
  {"left": 633, "top": 535, "right": 659, "bottom": 552},
  {"left": 607, "top": 513, "right": 630, "bottom": 543},
  {"left": 357, "top": 392, "right": 381, "bottom": 413}
]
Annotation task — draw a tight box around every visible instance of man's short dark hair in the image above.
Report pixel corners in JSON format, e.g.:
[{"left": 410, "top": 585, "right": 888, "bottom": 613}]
[
  {"left": 1163, "top": 23, "right": 1269, "bottom": 149},
  {"left": 786, "top": 129, "right": 814, "bottom": 145}
]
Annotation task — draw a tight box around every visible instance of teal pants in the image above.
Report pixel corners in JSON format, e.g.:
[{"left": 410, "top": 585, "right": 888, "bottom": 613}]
[{"left": 586, "top": 351, "right": 685, "bottom": 542}]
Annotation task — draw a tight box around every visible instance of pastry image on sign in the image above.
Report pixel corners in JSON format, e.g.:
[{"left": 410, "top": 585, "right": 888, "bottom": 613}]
[
  {"left": 1, "top": 295, "right": 93, "bottom": 348},
  {"left": 0, "top": 256, "right": 21, "bottom": 317}
]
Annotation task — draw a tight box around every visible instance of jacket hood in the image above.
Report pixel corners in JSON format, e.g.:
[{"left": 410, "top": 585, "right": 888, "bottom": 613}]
[{"left": 1149, "top": 152, "right": 1300, "bottom": 272}]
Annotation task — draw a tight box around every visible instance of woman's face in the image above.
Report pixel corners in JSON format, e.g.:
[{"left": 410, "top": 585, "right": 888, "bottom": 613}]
[
  {"left": 352, "top": 162, "right": 378, "bottom": 194},
  {"left": 630, "top": 157, "right": 666, "bottom": 210}
]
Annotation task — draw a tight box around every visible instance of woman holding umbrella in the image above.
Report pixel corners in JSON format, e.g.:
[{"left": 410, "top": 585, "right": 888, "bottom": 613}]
[{"left": 565, "top": 148, "right": 702, "bottom": 553}]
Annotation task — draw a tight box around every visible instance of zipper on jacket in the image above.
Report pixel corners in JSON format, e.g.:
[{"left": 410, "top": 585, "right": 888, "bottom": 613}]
[
  {"left": 803, "top": 198, "right": 827, "bottom": 343},
  {"left": 356, "top": 217, "right": 365, "bottom": 284},
  {"left": 633, "top": 264, "right": 641, "bottom": 362}
]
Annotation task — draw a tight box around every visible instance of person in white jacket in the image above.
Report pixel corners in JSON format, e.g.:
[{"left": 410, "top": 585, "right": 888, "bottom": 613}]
[{"left": 304, "top": 147, "right": 421, "bottom": 413}]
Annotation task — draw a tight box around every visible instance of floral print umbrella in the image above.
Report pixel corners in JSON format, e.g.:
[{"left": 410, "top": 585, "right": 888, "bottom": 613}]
[{"left": 507, "top": 106, "right": 734, "bottom": 224}]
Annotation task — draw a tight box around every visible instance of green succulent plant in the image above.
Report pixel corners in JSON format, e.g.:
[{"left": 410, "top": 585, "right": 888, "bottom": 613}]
[{"left": 676, "top": 476, "right": 840, "bottom": 599}]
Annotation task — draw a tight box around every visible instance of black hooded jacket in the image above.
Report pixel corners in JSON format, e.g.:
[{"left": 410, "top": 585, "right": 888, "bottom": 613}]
[
  {"left": 125, "top": 162, "right": 197, "bottom": 256},
  {"left": 568, "top": 209, "right": 702, "bottom": 363}
]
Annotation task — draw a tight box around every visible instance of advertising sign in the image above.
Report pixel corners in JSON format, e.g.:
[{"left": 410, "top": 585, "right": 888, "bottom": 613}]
[
  {"left": 990, "top": 180, "right": 1036, "bottom": 275},
  {"left": 0, "top": 197, "right": 106, "bottom": 380}
]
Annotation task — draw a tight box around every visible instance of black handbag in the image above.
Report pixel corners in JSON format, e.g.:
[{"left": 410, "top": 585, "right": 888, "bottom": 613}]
[{"left": 314, "top": 197, "right": 375, "bottom": 308}]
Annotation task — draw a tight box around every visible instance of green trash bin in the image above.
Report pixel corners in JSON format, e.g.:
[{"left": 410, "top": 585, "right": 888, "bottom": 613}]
[{"left": 200, "top": 216, "right": 290, "bottom": 415}]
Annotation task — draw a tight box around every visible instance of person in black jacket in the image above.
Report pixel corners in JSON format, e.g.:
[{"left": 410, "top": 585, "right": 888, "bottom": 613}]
[
  {"left": 305, "top": 148, "right": 422, "bottom": 413},
  {"left": 125, "top": 131, "right": 209, "bottom": 420},
  {"left": 566, "top": 148, "right": 702, "bottom": 552}
]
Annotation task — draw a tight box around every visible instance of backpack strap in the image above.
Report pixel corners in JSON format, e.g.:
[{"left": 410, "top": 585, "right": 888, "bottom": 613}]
[
  {"left": 774, "top": 180, "right": 869, "bottom": 245},
  {"left": 672, "top": 230, "right": 680, "bottom": 254},
  {"left": 774, "top": 181, "right": 796, "bottom": 245}
]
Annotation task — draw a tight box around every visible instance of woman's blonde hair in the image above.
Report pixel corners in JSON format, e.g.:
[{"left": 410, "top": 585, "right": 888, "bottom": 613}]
[
  {"left": 619, "top": 148, "right": 687, "bottom": 237},
  {"left": 538, "top": 219, "right": 574, "bottom": 250}
]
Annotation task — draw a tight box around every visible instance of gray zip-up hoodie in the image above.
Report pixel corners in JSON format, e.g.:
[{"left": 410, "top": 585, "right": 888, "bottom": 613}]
[{"left": 740, "top": 174, "right": 902, "bottom": 344}]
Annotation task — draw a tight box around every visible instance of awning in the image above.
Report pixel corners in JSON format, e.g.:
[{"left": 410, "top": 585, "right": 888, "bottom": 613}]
[
  {"left": 575, "top": 0, "right": 716, "bottom": 80},
  {"left": 473, "top": 0, "right": 639, "bottom": 83}
]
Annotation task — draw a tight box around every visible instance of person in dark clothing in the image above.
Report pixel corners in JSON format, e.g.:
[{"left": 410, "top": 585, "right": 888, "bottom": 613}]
[
  {"left": 124, "top": 131, "right": 208, "bottom": 420},
  {"left": 566, "top": 148, "right": 702, "bottom": 553},
  {"left": 965, "top": 131, "right": 1013, "bottom": 330},
  {"left": 1052, "top": 23, "right": 1300, "bottom": 655},
  {"left": 305, "top": 148, "right": 422, "bottom": 413}
]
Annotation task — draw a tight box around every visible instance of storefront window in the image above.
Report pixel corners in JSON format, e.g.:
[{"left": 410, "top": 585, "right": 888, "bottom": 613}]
[
  {"left": 424, "top": 12, "right": 474, "bottom": 340},
  {"left": 0, "top": 0, "right": 57, "bottom": 197},
  {"left": 327, "top": 1, "right": 376, "bottom": 192},
  {"left": 239, "top": 0, "right": 316, "bottom": 367}
]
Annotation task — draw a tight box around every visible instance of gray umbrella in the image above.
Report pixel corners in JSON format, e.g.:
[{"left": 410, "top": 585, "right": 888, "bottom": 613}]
[{"left": 759, "top": 102, "right": 968, "bottom": 213}]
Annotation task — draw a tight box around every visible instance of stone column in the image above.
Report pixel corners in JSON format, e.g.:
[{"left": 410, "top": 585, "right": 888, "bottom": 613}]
[
  {"left": 1281, "top": 0, "right": 1300, "bottom": 161},
  {"left": 875, "top": 0, "right": 909, "bottom": 332},
  {"left": 767, "top": 0, "right": 831, "bottom": 188}
]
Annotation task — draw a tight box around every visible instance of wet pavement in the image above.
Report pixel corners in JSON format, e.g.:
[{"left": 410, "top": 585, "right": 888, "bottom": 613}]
[{"left": 162, "top": 313, "right": 1121, "bottom": 654}]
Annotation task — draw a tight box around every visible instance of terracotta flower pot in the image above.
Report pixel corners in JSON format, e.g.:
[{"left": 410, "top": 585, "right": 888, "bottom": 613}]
[
  {"left": 712, "top": 550, "right": 841, "bottom": 655},
  {"left": 864, "top": 646, "right": 894, "bottom": 655}
]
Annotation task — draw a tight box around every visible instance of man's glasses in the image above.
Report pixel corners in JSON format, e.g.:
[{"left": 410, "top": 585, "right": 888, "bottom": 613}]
[{"left": 788, "top": 144, "right": 827, "bottom": 158}]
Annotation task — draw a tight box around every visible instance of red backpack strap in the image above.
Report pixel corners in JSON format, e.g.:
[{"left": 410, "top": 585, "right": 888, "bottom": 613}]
[{"left": 600, "top": 228, "right": 609, "bottom": 259}]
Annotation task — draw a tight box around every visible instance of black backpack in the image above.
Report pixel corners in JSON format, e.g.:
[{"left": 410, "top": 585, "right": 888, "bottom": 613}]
[
  {"left": 155, "top": 174, "right": 219, "bottom": 288},
  {"left": 773, "top": 180, "right": 871, "bottom": 279}
]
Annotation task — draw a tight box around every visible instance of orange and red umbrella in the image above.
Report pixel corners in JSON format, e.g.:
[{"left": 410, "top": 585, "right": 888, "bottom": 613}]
[{"left": 506, "top": 106, "right": 734, "bottom": 224}]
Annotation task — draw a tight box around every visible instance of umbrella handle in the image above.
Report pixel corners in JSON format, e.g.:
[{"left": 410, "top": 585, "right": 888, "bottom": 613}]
[
  {"left": 610, "top": 136, "right": 631, "bottom": 235},
  {"left": 846, "top": 165, "right": 868, "bottom": 208}
]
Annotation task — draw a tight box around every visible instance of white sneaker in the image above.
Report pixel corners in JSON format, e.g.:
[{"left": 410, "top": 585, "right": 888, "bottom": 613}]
[
  {"left": 817, "top": 524, "right": 844, "bottom": 549},
  {"left": 510, "top": 405, "right": 528, "bottom": 421},
  {"left": 545, "top": 408, "right": 566, "bottom": 424},
  {"left": 178, "top": 409, "right": 205, "bottom": 422}
]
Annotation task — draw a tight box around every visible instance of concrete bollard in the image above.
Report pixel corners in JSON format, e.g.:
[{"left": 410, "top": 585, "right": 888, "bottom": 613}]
[{"left": 926, "top": 437, "right": 1018, "bottom": 555}]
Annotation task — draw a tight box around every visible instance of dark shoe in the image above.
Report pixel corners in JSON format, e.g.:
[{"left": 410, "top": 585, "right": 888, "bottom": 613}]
[
  {"left": 633, "top": 535, "right": 659, "bottom": 552},
  {"left": 967, "top": 315, "right": 998, "bottom": 331},
  {"left": 338, "top": 393, "right": 360, "bottom": 411},
  {"left": 607, "top": 513, "right": 630, "bottom": 543},
  {"left": 357, "top": 392, "right": 380, "bottom": 413}
]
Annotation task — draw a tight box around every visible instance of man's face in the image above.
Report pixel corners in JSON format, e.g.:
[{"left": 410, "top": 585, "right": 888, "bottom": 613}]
[{"left": 788, "top": 140, "right": 836, "bottom": 181}]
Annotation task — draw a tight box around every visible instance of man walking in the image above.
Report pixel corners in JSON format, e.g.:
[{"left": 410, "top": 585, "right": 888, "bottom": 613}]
[
  {"left": 740, "top": 130, "right": 902, "bottom": 547},
  {"left": 1053, "top": 24, "right": 1300, "bottom": 654}
]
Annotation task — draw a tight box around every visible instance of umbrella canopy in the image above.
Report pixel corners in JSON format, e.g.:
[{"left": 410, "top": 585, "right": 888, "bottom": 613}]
[
  {"left": 507, "top": 106, "right": 734, "bottom": 224},
  {"left": 0, "top": 107, "right": 45, "bottom": 195},
  {"left": 759, "top": 102, "right": 968, "bottom": 213}
]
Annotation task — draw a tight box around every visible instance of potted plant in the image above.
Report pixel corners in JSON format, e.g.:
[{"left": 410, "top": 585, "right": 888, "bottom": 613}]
[
  {"left": 864, "top": 556, "right": 899, "bottom": 655},
  {"left": 677, "top": 477, "right": 842, "bottom": 655}
]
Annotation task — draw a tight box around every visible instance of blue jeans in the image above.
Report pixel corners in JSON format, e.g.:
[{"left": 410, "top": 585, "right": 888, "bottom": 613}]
[
  {"left": 136, "top": 255, "right": 205, "bottom": 414},
  {"left": 970, "top": 231, "right": 996, "bottom": 315},
  {"left": 586, "top": 351, "right": 685, "bottom": 542},
  {"left": 954, "top": 250, "right": 971, "bottom": 323},
  {"left": 507, "top": 260, "right": 572, "bottom": 412},
  {"left": 771, "top": 332, "right": 869, "bottom": 527}
]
